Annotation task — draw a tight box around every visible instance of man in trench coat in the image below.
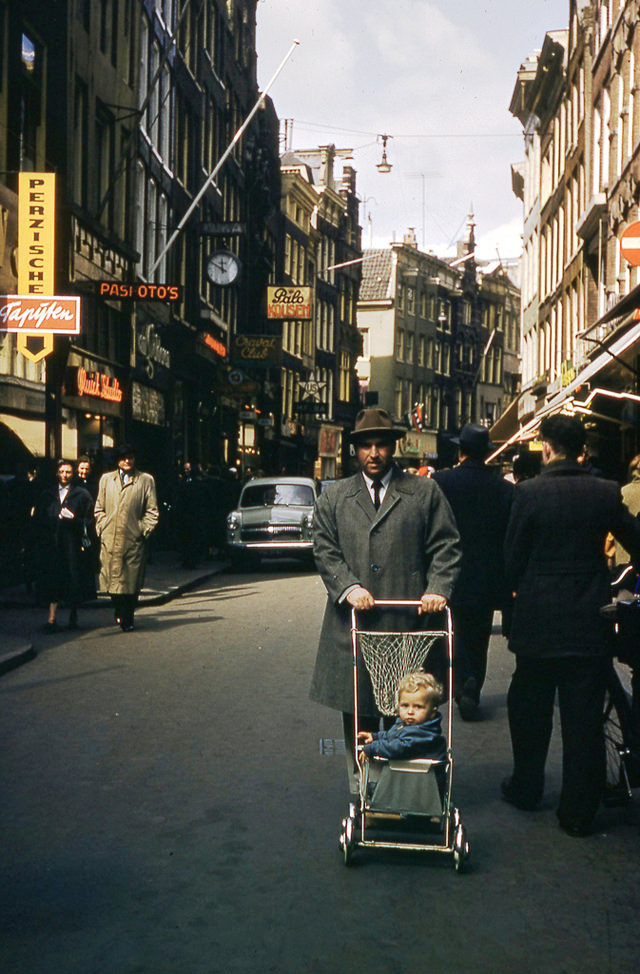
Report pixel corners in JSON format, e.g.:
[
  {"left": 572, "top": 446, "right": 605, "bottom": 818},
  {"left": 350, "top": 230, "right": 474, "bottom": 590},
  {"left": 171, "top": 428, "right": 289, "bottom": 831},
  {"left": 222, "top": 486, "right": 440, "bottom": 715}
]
[
  {"left": 502, "top": 414, "right": 640, "bottom": 836},
  {"left": 94, "top": 444, "right": 159, "bottom": 631},
  {"left": 310, "top": 408, "right": 462, "bottom": 787}
]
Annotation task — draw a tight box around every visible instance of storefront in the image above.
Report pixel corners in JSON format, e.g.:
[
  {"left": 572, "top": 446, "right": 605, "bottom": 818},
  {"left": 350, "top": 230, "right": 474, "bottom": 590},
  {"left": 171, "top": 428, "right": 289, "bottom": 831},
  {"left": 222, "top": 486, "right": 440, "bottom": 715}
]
[
  {"left": 61, "top": 350, "right": 125, "bottom": 465},
  {"left": 397, "top": 429, "right": 438, "bottom": 469}
]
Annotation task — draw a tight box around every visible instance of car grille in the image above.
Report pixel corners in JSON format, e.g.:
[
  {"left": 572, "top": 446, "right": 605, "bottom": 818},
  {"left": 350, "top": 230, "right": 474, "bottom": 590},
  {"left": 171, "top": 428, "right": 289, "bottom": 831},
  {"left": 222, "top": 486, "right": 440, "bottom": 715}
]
[{"left": 240, "top": 525, "right": 303, "bottom": 542}]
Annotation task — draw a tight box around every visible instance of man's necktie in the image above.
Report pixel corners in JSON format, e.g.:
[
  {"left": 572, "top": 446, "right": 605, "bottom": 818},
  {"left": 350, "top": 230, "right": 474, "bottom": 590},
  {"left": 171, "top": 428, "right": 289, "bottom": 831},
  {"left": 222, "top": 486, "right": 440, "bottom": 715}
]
[{"left": 372, "top": 479, "right": 382, "bottom": 511}]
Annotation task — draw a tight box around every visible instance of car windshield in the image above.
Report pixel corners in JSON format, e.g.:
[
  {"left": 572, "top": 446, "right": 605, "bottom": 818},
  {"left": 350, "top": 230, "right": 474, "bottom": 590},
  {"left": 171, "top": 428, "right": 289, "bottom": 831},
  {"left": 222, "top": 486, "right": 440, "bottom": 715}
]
[{"left": 240, "top": 484, "right": 315, "bottom": 508}]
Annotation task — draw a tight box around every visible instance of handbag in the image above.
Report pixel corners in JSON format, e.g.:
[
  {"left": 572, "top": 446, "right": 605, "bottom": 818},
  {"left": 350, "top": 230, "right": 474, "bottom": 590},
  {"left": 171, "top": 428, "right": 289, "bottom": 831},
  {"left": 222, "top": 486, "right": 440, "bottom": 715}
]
[{"left": 81, "top": 522, "right": 92, "bottom": 552}]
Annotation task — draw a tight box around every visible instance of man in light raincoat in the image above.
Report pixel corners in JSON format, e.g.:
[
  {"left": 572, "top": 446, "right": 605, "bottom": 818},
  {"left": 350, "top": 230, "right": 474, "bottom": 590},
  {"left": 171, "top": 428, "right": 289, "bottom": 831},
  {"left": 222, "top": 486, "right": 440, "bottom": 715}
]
[{"left": 95, "top": 444, "right": 159, "bottom": 631}]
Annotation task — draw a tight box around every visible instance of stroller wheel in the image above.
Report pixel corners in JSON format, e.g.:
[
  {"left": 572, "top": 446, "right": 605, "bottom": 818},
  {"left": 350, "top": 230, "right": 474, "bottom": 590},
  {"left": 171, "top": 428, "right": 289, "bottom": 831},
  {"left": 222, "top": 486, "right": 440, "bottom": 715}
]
[
  {"left": 453, "top": 822, "right": 469, "bottom": 873},
  {"left": 340, "top": 814, "right": 356, "bottom": 866}
]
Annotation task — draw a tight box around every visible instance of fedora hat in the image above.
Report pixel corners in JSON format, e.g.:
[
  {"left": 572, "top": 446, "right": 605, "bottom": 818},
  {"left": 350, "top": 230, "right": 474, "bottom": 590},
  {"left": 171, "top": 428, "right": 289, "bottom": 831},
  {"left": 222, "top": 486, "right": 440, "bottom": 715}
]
[
  {"left": 451, "top": 423, "right": 493, "bottom": 459},
  {"left": 350, "top": 407, "right": 406, "bottom": 443},
  {"left": 115, "top": 442, "right": 136, "bottom": 459}
]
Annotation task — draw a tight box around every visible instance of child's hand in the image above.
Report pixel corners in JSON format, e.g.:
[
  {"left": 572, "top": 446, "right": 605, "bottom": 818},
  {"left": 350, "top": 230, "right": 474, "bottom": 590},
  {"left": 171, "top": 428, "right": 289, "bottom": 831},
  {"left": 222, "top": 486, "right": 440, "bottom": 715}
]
[
  {"left": 357, "top": 731, "right": 373, "bottom": 744},
  {"left": 357, "top": 748, "right": 369, "bottom": 765}
]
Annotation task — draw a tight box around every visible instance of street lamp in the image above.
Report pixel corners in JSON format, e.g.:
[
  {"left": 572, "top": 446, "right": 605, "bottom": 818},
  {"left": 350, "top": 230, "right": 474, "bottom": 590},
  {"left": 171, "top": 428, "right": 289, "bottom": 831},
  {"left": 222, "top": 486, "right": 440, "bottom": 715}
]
[{"left": 376, "top": 135, "right": 393, "bottom": 174}]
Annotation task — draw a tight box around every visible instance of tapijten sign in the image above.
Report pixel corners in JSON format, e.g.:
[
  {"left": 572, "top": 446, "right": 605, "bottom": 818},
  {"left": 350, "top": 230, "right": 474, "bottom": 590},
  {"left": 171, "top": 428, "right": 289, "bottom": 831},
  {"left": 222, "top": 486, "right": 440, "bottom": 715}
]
[{"left": 0, "top": 294, "right": 80, "bottom": 333}]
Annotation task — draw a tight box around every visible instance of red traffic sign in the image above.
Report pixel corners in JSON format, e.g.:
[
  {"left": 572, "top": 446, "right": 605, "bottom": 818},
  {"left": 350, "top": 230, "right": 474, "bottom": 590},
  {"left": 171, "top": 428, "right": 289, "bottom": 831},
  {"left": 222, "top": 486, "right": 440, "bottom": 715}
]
[{"left": 620, "top": 222, "right": 640, "bottom": 266}]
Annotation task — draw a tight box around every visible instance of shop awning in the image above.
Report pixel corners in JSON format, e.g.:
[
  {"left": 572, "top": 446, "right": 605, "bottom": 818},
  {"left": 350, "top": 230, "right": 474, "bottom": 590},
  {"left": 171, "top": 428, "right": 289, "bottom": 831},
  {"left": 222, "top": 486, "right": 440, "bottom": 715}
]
[
  {"left": 546, "top": 321, "right": 640, "bottom": 408},
  {"left": 591, "top": 282, "right": 640, "bottom": 328},
  {"left": 488, "top": 321, "right": 640, "bottom": 461},
  {"left": 0, "top": 416, "right": 44, "bottom": 460},
  {"left": 489, "top": 393, "right": 523, "bottom": 445}
]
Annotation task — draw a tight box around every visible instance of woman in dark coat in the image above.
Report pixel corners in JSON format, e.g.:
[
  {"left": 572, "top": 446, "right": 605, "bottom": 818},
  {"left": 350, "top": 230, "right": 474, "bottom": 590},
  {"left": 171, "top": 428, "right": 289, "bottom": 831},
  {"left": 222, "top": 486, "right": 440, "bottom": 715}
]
[{"left": 34, "top": 459, "right": 96, "bottom": 631}]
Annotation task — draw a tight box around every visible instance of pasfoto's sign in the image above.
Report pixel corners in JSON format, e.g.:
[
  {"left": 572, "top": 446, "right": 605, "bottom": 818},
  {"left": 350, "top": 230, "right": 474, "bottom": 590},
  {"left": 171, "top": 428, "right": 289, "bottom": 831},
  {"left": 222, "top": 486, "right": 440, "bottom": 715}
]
[
  {"left": 97, "top": 282, "right": 182, "bottom": 301},
  {"left": 266, "top": 286, "right": 312, "bottom": 320},
  {"left": 0, "top": 294, "right": 80, "bottom": 333}
]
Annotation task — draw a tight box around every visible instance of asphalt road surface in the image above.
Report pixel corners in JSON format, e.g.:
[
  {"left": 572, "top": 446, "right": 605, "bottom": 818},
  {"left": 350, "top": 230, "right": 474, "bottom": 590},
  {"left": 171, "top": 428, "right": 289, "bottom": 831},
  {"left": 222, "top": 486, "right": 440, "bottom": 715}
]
[{"left": 1, "top": 565, "right": 640, "bottom": 974}]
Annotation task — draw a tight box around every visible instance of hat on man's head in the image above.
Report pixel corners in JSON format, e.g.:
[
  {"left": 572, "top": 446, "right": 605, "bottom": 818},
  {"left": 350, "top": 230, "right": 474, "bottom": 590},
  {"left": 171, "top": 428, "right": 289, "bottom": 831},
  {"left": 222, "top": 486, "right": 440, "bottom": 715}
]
[
  {"left": 451, "top": 423, "right": 493, "bottom": 459},
  {"left": 115, "top": 442, "right": 136, "bottom": 459},
  {"left": 350, "top": 407, "right": 406, "bottom": 443}
]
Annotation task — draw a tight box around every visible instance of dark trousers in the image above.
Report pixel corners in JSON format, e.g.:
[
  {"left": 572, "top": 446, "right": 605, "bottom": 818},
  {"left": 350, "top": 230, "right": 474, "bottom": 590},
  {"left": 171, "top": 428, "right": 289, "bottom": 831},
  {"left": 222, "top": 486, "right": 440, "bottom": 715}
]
[
  {"left": 451, "top": 605, "right": 494, "bottom": 700},
  {"left": 507, "top": 655, "right": 608, "bottom": 826},
  {"left": 110, "top": 593, "right": 138, "bottom": 627}
]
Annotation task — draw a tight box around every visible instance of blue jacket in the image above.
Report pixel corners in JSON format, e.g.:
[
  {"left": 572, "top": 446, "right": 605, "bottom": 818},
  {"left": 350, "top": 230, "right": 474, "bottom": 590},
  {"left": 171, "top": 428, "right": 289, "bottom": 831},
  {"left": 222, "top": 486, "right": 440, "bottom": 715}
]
[{"left": 364, "top": 711, "right": 447, "bottom": 761}]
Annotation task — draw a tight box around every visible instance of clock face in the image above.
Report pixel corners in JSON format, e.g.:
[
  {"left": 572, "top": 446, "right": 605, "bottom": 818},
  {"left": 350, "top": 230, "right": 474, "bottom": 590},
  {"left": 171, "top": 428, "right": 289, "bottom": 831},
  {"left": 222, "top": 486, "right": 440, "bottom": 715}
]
[{"left": 207, "top": 251, "right": 240, "bottom": 286}]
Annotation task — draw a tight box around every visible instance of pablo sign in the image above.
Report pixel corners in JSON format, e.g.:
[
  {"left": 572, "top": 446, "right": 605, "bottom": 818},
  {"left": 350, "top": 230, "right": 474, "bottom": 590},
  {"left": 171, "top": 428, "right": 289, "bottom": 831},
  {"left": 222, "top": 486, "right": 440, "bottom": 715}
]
[{"left": 266, "top": 286, "right": 312, "bottom": 320}]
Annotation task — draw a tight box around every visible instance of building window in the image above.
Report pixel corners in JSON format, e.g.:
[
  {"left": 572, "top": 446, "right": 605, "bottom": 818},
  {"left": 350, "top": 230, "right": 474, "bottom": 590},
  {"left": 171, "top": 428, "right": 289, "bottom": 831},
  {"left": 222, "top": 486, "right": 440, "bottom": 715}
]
[
  {"left": 339, "top": 350, "right": 350, "bottom": 402},
  {"left": 406, "top": 331, "right": 414, "bottom": 364},
  {"left": 73, "top": 77, "right": 89, "bottom": 208},
  {"left": 96, "top": 102, "right": 115, "bottom": 230}
]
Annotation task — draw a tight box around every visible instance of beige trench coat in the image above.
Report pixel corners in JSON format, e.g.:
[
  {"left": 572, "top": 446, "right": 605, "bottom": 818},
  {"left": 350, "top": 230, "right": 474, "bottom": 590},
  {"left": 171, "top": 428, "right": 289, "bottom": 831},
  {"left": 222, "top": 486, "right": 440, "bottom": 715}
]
[{"left": 94, "top": 470, "right": 159, "bottom": 595}]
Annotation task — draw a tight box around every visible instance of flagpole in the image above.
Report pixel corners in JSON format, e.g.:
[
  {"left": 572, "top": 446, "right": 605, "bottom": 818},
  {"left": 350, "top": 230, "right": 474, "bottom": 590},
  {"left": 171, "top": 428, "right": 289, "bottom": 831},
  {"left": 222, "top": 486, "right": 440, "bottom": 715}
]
[{"left": 149, "top": 39, "right": 300, "bottom": 277}]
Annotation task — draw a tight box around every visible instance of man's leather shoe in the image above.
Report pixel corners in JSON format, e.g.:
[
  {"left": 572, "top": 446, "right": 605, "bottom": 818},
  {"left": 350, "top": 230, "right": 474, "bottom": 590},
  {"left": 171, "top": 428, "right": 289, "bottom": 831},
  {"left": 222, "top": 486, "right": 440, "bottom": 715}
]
[
  {"left": 501, "top": 777, "right": 540, "bottom": 811},
  {"left": 457, "top": 677, "right": 479, "bottom": 721},
  {"left": 558, "top": 818, "right": 594, "bottom": 837}
]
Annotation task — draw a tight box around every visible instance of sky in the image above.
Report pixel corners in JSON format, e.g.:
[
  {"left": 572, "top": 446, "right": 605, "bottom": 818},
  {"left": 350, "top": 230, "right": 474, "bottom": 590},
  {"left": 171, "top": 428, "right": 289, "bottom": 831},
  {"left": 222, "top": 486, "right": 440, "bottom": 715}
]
[{"left": 255, "top": 0, "right": 570, "bottom": 262}]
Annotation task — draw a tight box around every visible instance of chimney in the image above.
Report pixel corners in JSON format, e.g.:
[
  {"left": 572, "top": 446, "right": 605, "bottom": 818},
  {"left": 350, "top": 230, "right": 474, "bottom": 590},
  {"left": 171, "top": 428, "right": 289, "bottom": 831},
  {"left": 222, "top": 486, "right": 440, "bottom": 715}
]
[{"left": 403, "top": 228, "right": 418, "bottom": 249}]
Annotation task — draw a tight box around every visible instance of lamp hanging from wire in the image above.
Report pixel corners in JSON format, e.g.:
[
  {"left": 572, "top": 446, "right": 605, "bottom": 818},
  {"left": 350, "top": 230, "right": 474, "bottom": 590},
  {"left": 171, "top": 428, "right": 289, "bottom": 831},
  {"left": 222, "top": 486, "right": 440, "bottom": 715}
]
[{"left": 376, "top": 134, "right": 393, "bottom": 174}]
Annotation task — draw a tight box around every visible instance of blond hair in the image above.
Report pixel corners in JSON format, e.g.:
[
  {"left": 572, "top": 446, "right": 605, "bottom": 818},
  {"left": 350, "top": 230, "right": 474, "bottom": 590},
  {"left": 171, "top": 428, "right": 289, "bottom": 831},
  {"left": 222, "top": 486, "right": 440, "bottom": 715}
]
[{"left": 397, "top": 670, "right": 443, "bottom": 708}]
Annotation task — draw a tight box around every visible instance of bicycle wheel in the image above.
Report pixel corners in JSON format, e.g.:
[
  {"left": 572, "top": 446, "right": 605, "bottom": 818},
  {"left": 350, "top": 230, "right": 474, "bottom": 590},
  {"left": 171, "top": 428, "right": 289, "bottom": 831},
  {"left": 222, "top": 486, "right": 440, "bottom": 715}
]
[{"left": 602, "top": 667, "right": 634, "bottom": 805}]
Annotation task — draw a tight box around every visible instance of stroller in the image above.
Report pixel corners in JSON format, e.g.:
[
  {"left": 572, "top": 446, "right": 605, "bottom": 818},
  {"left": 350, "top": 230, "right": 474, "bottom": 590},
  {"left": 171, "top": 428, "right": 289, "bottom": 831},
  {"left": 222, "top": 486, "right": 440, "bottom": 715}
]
[{"left": 339, "top": 600, "right": 470, "bottom": 871}]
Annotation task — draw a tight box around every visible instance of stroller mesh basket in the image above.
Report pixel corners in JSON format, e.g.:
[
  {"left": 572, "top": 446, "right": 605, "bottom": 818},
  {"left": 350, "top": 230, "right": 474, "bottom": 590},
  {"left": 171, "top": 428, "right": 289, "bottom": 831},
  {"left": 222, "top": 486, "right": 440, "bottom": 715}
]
[{"left": 358, "top": 629, "right": 443, "bottom": 716}]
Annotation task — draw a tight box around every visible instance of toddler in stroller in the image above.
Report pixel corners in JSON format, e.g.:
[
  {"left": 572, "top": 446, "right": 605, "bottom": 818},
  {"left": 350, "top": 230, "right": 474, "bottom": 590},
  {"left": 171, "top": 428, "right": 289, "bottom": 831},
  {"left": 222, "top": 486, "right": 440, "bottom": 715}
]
[{"left": 358, "top": 671, "right": 446, "bottom": 790}]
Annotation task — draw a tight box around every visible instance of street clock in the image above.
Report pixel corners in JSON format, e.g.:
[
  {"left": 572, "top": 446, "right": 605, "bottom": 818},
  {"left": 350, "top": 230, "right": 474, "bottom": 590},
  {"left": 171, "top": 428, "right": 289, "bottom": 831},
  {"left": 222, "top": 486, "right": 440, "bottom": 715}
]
[{"left": 206, "top": 250, "right": 241, "bottom": 286}]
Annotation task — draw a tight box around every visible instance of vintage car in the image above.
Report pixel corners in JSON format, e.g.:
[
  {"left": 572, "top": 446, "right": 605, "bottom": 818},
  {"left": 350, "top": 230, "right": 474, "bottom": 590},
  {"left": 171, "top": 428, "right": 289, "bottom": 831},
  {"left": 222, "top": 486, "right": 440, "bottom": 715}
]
[{"left": 226, "top": 476, "right": 319, "bottom": 569}]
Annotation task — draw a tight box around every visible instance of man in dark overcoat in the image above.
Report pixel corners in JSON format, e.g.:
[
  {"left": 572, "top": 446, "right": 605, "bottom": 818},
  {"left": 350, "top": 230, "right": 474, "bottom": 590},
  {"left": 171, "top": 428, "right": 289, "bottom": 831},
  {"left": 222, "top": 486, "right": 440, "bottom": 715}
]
[
  {"left": 433, "top": 424, "right": 513, "bottom": 719},
  {"left": 502, "top": 414, "right": 640, "bottom": 836},
  {"left": 310, "top": 408, "right": 462, "bottom": 788}
]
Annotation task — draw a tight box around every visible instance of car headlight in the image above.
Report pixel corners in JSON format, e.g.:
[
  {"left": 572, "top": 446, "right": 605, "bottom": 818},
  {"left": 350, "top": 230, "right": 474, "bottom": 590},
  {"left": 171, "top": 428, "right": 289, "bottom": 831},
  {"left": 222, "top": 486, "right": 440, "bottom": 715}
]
[
  {"left": 227, "top": 511, "right": 241, "bottom": 532},
  {"left": 303, "top": 511, "right": 314, "bottom": 533}
]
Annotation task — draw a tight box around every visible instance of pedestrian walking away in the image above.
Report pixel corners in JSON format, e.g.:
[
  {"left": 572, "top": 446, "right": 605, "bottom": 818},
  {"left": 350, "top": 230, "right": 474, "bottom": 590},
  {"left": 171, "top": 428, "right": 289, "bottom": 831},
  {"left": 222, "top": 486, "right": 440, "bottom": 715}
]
[
  {"left": 94, "top": 444, "right": 159, "bottom": 632},
  {"left": 434, "top": 423, "right": 513, "bottom": 720},
  {"left": 310, "top": 407, "right": 461, "bottom": 791},
  {"left": 502, "top": 414, "right": 640, "bottom": 837},
  {"left": 33, "top": 458, "right": 96, "bottom": 631}
]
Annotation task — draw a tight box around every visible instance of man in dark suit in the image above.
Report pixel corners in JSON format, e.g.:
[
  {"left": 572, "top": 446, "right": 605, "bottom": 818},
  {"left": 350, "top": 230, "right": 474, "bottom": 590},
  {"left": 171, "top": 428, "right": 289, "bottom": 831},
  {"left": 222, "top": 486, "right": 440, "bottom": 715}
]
[
  {"left": 434, "top": 424, "right": 514, "bottom": 719},
  {"left": 502, "top": 414, "right": 640, "bottom": 836},
  {"left": 311, "top": 407, "right": 462, "bottom": 789}
]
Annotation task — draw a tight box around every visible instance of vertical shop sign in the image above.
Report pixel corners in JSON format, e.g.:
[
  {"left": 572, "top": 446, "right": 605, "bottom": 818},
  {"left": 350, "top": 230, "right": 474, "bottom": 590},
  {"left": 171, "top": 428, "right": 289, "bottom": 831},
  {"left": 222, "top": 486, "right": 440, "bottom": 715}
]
[{"left": 17, "top": 172, "right": 56, "bottom": 360}]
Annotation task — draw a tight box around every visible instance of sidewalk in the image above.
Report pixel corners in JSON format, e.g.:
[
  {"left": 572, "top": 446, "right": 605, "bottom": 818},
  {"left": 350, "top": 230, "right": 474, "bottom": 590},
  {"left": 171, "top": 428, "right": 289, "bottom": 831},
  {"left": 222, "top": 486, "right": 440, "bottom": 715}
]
[{"left": 0, "top": 550, "right": 228, "bottom": 676}]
